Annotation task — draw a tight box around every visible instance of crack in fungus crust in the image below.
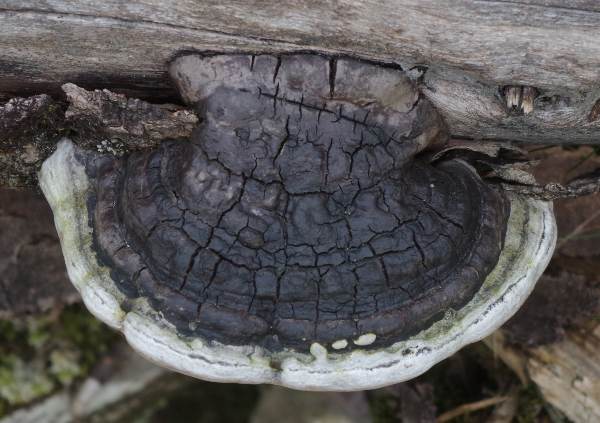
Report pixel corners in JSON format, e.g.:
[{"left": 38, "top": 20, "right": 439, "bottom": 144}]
[{"left": 83, "top": 54, "right": 509, "bottom": 352}]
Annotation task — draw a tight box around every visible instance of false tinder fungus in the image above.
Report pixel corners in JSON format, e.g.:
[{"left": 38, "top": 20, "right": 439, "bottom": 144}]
[{"left": 40, "top": 54, "right": 556, "bottom": 391}]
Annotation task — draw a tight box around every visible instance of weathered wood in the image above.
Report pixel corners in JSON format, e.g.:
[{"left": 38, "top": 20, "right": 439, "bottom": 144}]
[
  {"left": 423, "top": 68, "right": 600, "bottom": 144},
  {"left": 528, "top": 324, "right": 600, "bottom": 423},
  {"left": 2, "top": 1, "right": 600, "bottom": 143},
  {"left": 63, "top": 83, "right": 198, "bottom": 150},
  {"left": 487, "top": 324, "right": 600, "bottom": 423},
  {"left": 483, "top": 255, "right": 600, "bottom": 423},
  {"left": 497, "top": 170, "right": 600, "bottom": 201}
]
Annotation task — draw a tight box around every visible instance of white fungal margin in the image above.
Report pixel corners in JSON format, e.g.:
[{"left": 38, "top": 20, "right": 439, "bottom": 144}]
[{"left": 40, "top": 138, "right": 557, "bottom": 392}]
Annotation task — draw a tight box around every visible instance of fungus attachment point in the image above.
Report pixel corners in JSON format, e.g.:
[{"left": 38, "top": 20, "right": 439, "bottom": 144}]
[{"left": 40, "top": 54, "right": 556, "bottom": 391}]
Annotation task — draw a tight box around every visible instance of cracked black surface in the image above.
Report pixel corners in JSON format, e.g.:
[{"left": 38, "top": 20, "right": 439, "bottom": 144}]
[{"left": 84, "top": 54, "right": 509, "bottom": 352}]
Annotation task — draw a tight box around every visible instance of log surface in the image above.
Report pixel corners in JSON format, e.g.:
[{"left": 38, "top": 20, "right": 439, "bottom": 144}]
[
  {"left": 528, "top": 324, "right": 600, "bottom": 423},
  {"left": 2, "top": 1, "right": 600, "bottom": 143},
  {"left": 486, "top": 325, "right": 600, "bottom": 423}
]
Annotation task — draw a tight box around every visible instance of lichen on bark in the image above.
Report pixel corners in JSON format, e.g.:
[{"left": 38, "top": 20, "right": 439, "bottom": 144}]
[{"left": 0, "top": 95, "right": 65, "bottom": 188}]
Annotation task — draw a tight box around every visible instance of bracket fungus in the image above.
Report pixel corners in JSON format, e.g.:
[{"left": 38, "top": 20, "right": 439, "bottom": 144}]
[{"left": 39, "top": 54, "right": 556, "bottom": 391}]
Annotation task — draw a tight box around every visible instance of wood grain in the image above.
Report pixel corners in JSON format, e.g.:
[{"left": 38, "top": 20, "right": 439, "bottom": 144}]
[
  {"left": 2, "top": 1, "right": 600, "bottom": 143},
  {"left": 486, "top": 325, "right": 600, "bottom": 423},
  {"left": 528, "top": 324, "right": 600, "bottom": 422}
]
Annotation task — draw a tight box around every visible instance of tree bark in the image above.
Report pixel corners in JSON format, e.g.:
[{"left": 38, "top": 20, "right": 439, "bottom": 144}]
[
  {"left": 0, "top": 85, "right": 197, "bottom": 188},
  {"left": 2, "top": 1, "right": 600, "bottom": 143}
]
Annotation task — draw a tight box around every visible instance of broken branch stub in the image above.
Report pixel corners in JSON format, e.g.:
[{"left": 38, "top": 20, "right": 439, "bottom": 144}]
[
  {"left": 0, "top": 85, "right": 199, "bottom": 188},
  {"left": 62, "top": 83, "right": 199, "bottom": 151},
  {"left": 431, "top": 140, "right": 600, "bottom": 202}
]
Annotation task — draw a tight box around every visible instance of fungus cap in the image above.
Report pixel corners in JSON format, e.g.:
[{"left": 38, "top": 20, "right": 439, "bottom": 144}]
[{"left": 39, "top": 54, "right": 556, "bottom": 391}]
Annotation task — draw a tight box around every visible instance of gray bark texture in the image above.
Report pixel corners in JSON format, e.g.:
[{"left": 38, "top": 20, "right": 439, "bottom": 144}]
[
  {"left": 2, "top": 1, "right": 600, "bottom": 143},
  {"left": 0, "top": 85, "right": 197, "bottom": 188}
]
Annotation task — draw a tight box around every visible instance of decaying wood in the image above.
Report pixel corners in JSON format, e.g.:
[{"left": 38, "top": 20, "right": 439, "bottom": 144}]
[
  {"left": 2, "top": 2, "right": 600, "bottom": 418},
  {"left": 63, "top": 83, "right": 198, "bottom": 150},
  {"left": 422, "top": 68, "right": 600, "bottom": 144},
  {"left": 2, "top": 1, "right": 600, "bottom": 143},
  {"left": 0, "top": 94, "right": 64, "bottom": 188},
  {"left": 527, "top": 325, "right": 600, "bottom": 423},
  {"left": 482, "top": 267, "right": 600, "bottom": 423},
  {"left": 486, "top": 324, "right": 600, "bottom": 423},
  {"left": 0, "top": 85, "right": 197, "bottom": 188},
  {"left": 430, "top": 139, "right": 600, "bottom": 201},
  {"left": 498, "top": 171, "right": 600, "bottom": 201}
]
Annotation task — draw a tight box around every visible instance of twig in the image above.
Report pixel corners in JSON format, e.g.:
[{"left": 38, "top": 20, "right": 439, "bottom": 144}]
[
  {"left": 436, "top": 396, "right": 509, "bottom": 422},
  {"left": 561, "top": 228, "right": 600, "bottom": 241},
  {"left": 499, "top": 174, "right": 600, "bottom": 201},
  {"left": 488, "top": 386, "right": 519, "bottom": 423},
  {"left": 565, "top": 151, "right": 593, "bottom": 177}
]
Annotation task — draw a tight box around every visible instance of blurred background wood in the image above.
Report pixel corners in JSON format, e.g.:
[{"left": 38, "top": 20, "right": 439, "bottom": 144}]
[
  {"left": 486, "top": 324, "right": 600, "bottom": 423},
  {"left": 0, "top": 189, "right": 78, "bottom": 317}
]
